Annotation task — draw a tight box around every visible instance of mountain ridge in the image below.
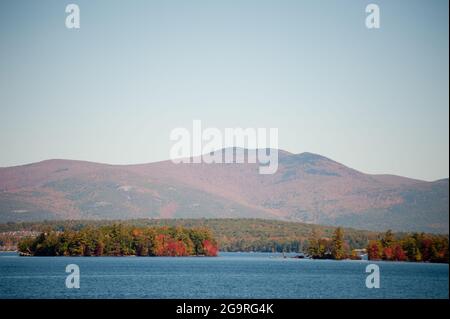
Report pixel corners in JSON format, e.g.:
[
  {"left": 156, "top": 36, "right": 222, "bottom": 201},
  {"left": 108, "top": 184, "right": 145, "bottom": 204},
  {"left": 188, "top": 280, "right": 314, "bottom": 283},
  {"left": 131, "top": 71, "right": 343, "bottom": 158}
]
[
  {"left": 0, "top": 149, "right": 448, "bottom": 233},
  {"left": 1, "top": 151, "right": 445, "bottom": 183}
]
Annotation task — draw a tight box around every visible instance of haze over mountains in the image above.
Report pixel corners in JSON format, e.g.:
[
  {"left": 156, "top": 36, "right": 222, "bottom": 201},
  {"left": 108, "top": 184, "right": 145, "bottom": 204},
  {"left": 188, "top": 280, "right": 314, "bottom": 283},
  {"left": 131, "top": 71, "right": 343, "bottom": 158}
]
[{"left": 0, "top": 148, "right": 448, "bottom": 233}]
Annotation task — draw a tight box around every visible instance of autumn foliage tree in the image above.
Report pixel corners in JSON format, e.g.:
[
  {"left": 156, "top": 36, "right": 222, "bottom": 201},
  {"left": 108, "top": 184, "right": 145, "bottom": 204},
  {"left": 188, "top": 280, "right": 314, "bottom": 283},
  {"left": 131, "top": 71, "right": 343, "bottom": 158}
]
[
  {"left": 202, "top": 239, "right": 219, "bottom": 256},
  {"left": 307, "top": 229, "right": 330, "bottom": 258},
  {"left": 392, "top": 244, "right": 407, "bottom": 261},
  {"left": 367, "top": 240, "right": 383, "bottom": 260}
]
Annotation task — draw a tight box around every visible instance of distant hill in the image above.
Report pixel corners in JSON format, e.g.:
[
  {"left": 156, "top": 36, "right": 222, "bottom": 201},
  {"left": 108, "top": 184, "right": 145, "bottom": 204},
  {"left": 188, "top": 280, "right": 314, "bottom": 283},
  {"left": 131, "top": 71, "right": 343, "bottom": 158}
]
[{"left": 0, "top": 148, "right": 448, "bottom": 233}]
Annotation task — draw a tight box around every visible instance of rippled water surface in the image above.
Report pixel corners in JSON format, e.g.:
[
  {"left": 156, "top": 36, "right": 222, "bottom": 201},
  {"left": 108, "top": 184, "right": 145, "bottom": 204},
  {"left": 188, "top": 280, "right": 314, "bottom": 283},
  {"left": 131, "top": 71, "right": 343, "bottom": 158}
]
[{"left": 0, "top": 252, "right": 447, "bottom": 298}]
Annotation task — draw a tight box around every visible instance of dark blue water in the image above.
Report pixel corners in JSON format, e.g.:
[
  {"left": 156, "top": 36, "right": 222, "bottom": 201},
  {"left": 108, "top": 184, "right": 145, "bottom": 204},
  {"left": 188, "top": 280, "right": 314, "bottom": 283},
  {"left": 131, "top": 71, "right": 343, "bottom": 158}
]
[{"left": 0, "top": 252, "right": 447, "bottom": 298}]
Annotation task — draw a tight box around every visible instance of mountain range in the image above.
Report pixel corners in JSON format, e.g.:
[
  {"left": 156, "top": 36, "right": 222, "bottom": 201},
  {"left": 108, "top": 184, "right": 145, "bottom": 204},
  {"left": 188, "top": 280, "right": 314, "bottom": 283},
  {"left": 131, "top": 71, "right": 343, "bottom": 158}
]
[{"left": 0, "top": 148, "right": 448, "bottom": 233}]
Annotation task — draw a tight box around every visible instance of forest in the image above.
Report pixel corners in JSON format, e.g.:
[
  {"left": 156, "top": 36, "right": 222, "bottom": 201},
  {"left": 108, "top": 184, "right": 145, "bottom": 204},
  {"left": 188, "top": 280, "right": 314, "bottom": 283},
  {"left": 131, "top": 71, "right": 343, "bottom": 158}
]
[{"left": 17, "top": 224, "right": 218, "bottom": 257}]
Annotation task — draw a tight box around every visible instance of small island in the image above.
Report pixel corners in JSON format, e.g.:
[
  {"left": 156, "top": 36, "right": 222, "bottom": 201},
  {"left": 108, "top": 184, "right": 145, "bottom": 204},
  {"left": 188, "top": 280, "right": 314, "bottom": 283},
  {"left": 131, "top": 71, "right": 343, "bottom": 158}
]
[
  {"left": 307, "top": 227, "right": 449, "bottom": 263},
  {"left": 17, "top": 225, "right": 218, "bottom": 257}
]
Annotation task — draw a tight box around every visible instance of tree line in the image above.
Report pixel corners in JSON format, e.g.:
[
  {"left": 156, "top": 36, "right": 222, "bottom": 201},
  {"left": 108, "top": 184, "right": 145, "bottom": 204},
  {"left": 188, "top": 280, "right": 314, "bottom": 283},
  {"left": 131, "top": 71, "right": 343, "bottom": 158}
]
[
  {"left": 367, "top": 230, "right": 449, "bottom": 263},
  {"left": 306, "top": 228, "right": 449, "bottom": 263},
  {"left": 2, "top": 218, "right": 379, "bottom": 252},
  {"left": 5, "top": 219, "right": 449, "bottom": 262},
  {"left": 17, "top": 224, "right": 218, "bottom": 257}
]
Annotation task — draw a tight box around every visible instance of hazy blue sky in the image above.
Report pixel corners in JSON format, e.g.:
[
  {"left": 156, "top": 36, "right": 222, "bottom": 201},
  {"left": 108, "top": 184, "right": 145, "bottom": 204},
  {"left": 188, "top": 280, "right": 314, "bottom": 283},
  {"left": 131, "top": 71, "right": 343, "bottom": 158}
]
[{"left": 0, "top": 0, "right": 448, "bottom": 181}]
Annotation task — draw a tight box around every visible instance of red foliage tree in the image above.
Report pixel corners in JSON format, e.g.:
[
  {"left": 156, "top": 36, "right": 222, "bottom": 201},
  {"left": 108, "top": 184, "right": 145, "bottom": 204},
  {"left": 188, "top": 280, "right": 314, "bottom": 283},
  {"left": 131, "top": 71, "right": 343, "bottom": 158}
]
[
  {"left": 383, "top": 247, "right": 394, "bottom": 261},
  {"left": 420, "top": 238, "right": 433, "bottom": 261},
  {"left": 152, "top": 234, "right": 166, "bottom": 256},
  {"left": 166, "top": 239, "right": 188, "bottom": 256},
  {"left": 393, "top": 244, "right": 407, "bottom": 261},
  {"left": 367, "top": 241, "right": 382, "bottom": 260},
  {"left": 202, "top": 239, "right": 218, "bottom": 256}
]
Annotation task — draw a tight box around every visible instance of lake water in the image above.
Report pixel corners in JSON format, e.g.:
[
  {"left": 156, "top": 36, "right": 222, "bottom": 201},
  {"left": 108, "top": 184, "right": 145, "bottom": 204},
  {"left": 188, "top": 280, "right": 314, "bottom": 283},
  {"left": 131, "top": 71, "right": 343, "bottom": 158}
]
[{"left": 0, "top": 252, "right": 448, "bottom": 299}]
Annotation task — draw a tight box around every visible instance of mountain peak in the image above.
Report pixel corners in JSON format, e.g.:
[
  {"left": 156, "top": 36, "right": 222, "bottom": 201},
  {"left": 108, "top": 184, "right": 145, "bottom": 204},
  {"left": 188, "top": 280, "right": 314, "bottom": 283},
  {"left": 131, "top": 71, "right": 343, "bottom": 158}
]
[
  {"left": 279, "top": 151, "right": 335, "bottom": 166},
  {"left": 296, "top": 152, "right": 331, "bottom": 161}
]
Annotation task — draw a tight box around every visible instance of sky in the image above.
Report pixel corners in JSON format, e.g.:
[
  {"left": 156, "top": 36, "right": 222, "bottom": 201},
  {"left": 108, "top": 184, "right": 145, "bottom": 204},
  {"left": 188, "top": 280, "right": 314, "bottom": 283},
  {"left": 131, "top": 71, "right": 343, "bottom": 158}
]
[{"left": 0, "top": 0, "right": 448, "bottom": 181}]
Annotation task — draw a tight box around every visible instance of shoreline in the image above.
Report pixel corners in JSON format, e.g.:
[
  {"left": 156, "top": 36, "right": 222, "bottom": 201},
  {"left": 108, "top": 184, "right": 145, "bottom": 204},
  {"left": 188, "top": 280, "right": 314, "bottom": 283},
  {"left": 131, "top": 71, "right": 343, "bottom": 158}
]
[{"left": 2, "top": 251, "right": 448, "bottom": 264}]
